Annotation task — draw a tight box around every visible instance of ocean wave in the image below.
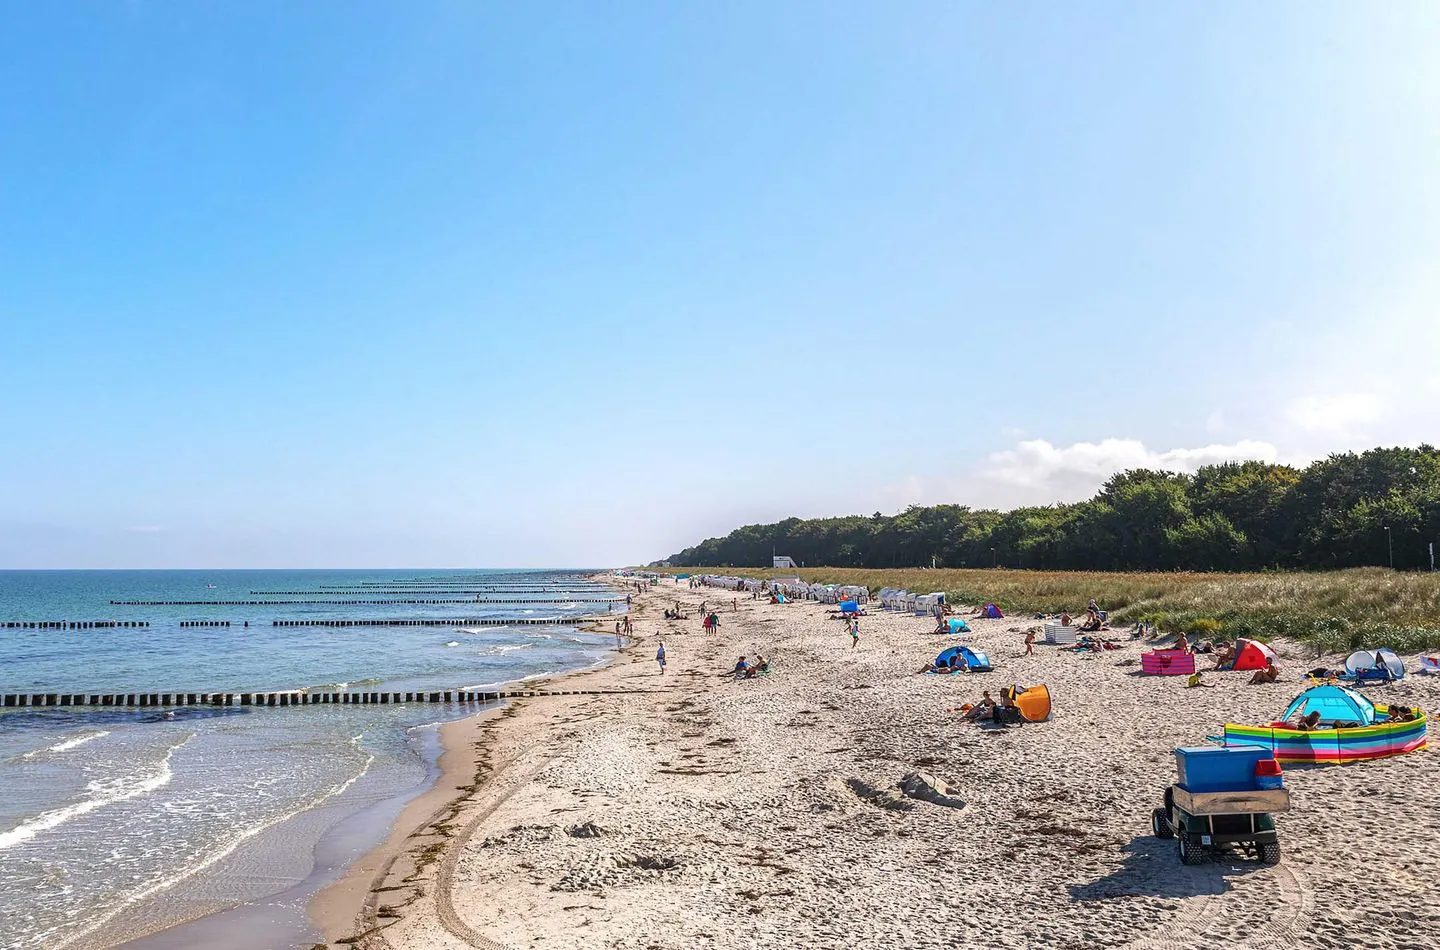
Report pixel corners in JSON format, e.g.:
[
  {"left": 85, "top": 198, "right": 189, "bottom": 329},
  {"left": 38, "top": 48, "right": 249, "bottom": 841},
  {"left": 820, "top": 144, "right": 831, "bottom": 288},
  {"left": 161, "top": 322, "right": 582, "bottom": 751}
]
[
  {"left": 480, "top": 643, "right": 531, "bottom": 656},
  {"left": 0, "top": 733, "right": 191, "bottom": 852},
  {"left": 46, "top": 735, "right": 377, "bottom": 950},
  {"left": 17, "top": 730, "right": 110, "bottom": 761}
]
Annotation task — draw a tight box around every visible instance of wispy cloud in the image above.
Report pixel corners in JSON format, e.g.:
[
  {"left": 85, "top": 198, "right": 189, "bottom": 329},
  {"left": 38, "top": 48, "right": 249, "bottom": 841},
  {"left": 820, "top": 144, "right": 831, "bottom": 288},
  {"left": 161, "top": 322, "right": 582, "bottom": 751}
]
[{"left": 884, "top": 437, "right": 1281, "bottom": 510}]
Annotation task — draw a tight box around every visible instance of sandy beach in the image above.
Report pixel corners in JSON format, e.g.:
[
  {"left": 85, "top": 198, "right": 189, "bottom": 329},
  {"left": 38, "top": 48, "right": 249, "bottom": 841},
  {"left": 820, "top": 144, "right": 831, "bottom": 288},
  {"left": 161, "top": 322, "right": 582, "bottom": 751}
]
[{"left": 314, "top": 578, "right": 1440, "bottom": 950}]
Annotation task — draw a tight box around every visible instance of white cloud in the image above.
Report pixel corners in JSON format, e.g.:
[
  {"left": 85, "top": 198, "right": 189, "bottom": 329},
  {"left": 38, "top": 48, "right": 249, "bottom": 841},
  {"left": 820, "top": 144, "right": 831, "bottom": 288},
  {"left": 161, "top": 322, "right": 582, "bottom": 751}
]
[
  {"left": 980, "top": 438, "right": 1280, "bottom": 500},
  {"left": 883, "top": 437, "right": 1282, "bottom": 511},
  {"left": 1284, "top": 392, "right": 1385, "bottom": 435}
]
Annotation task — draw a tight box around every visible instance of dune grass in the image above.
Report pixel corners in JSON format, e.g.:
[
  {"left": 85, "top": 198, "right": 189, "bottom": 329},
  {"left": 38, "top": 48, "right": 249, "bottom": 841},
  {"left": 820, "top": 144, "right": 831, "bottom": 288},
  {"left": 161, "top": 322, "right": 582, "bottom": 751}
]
[{"left": 655, "top": 566, "right": 1440, "bottom": 653}]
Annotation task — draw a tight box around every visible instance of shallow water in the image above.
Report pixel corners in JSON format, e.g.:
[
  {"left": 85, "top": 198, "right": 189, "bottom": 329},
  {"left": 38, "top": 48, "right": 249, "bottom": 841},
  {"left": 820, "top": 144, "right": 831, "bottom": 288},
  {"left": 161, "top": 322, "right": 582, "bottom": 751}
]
[{"left": 0, "top": 569, "right": 615, "bottom": 949}]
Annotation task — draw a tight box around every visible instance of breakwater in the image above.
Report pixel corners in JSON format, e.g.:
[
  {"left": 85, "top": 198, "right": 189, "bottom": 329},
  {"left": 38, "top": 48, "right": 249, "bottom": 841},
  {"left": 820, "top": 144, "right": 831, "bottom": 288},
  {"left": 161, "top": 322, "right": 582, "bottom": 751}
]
[
  {"left": 2, "top": 686, "right": 644, "bottom": 708},
  {"left": 3, "top": 620, "right": 150, "bottom": 629},
  {"left": 109, "top": 597, "right": 623, "bottom": 605},
  {"left": 270, "top": 616, "right": 606, "bottom": 627}
]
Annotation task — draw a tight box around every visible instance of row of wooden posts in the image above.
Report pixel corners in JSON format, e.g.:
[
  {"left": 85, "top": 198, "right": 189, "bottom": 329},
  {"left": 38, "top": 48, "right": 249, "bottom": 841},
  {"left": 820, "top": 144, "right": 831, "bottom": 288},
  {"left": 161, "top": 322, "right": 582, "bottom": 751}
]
[
  {"left": 108, "top": 597, "right": 622, "bottom": 606},
  {"left": 270, "top": 616, "right": 598, "bottom": 627},
  {"left": 1, "top": 688, "right": 609, "bottom": 709},
  {"left": 3, "top": 621, "right": 150, "bottom": 629},
  {"left": 2, "top": 616, "right": 606, "bottom": 630}
]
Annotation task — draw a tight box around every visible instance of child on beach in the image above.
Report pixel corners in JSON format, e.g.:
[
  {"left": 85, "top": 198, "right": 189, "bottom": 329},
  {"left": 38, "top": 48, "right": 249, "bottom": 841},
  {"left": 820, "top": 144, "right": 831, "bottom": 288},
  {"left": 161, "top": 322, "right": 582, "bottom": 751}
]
[
  {"left": 1024, "top": 629, "right": 1035, "bottom": 656},
  {"left": 656, "top": 641, "right": 667, "bottom": 674},
  {"left": 849, "top": 616, "right": 860, "bottom": 648}
]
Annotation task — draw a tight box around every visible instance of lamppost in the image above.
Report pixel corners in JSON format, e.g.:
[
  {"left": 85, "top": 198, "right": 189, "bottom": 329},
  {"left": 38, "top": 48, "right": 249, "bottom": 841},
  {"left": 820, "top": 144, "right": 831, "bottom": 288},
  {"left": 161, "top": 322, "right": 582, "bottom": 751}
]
[{"left": 1384, "top": 526, "right": 1393, "bottom": 569}]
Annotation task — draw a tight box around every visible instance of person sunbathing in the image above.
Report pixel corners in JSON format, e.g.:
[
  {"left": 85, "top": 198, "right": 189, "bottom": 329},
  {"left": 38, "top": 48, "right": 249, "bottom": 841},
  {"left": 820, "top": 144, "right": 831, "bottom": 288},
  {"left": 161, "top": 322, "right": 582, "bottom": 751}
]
[
  {"left": 1249, "top": 660, "right": 1280, "bottom": 684},
  {"left": 1386, "top": 705, "right": 1416, "bottom": 722},
  {"left": 1059, "top": 612, "right": 1073, "bottom": 628},
  {"left": 1291, "top": 710, "right": 1323, "bottom": 730},
  {"left": 1213, "top": 643, "right": 1235, "bottom": 669},
  {"left": 1175, "top": 632, "right": 1190, "bottom": 652},
  {"left": 992, "top": 691, "right": 1021, "bottom": 726},
  {"left": 963, "top": 691, "right": 996, "bottom": 719},
  {"left": 751, "top": 653, "right": 770, "bottom": 674},
  {"left": 732, "top": 656, "right": 750, "bottom": 677}
]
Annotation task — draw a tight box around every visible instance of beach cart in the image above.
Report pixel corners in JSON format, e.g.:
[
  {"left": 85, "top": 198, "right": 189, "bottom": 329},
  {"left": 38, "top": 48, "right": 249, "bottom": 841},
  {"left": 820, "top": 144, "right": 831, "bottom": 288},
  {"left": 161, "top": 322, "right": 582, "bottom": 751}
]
[{"left": 1151, "top": 746, "right": 1289, "bottom": 865}]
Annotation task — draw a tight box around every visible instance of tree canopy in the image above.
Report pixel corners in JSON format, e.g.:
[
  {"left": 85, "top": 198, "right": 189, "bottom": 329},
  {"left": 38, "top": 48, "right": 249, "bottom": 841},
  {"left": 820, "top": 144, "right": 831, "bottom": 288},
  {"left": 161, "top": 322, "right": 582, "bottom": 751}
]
[{"left": 661, "top": 447, "right": 1440, "bottom": 572}]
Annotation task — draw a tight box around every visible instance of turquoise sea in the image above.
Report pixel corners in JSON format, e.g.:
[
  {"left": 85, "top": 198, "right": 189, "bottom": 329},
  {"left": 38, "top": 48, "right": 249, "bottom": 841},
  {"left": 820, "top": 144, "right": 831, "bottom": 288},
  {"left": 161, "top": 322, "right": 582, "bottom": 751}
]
[{"left": 0, "top": 569, "right": 618, "bottom": 950}]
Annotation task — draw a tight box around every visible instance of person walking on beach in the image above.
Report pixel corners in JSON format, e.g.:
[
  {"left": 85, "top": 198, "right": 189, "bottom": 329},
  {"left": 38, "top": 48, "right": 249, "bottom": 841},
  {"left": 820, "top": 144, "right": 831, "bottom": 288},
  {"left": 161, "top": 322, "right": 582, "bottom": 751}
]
[
  {"left": 656, "top": 640, "right": 667, "bottom": 675},
  {"left": 1024, "top": 629, "right": 1036, "bottom": 656},
  {"left": 710, "top": 612, "right": 722, "bottom": 635},
  {"left": 849, "top": 616, "right": 860, "bottom": 649}
]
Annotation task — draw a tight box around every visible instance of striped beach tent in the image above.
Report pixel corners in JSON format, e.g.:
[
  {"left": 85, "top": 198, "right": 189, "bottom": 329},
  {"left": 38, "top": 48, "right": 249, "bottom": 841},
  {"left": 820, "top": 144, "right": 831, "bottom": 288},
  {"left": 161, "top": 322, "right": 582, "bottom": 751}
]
[{"left": 1222, "top": 685, "right": 1427, "bottom": 763}]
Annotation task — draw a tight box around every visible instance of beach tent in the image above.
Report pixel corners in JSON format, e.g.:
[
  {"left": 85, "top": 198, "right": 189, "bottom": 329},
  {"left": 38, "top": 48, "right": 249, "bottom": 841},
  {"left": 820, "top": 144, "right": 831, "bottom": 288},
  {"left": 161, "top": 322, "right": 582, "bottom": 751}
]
[
  {"left": 840, "top": 600, "right": 859, "bottom": 614},
  {"left": 1013, "top": 684, "right": 1052, "bottom": 722},
  {"left": 1345, "top": 650, "right": 1376, "bottom": 675},
  {"left": 935, "top": 646, "right": 991, "bottom": 672},
  {"left": 959, "top": 646, "right": 992, "bottom": 672},
  {"left": 1282, "top": 684, "right": 1377, "bottom": 727},
  {"left": 981, "top": 603, "right": 1004, "bottom": 619},
  {"left": 1420, "top": 656, "right": 1440, "bottom": 675},
  {"left": 935, "top": 646, "right": 968, "bottom": 670},
  {"left": 1232, "top": 639, "right": 1277, "bottom": 671},
  {"left": 1376, "top": 647, "right": 1405, "bottom": 679},
  {"left": 1345, "top": 648, "right": 1404, "bottom": 681},
  {"left": 946, "top": 618, "right": 971, "bottom": 634}
]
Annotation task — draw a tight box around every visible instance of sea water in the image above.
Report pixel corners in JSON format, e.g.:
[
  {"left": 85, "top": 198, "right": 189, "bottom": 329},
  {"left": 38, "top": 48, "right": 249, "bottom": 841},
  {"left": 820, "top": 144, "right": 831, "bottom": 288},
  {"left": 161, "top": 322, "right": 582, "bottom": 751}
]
[{"left": 0, "top": 569, "right": 619, "bottom": 949}]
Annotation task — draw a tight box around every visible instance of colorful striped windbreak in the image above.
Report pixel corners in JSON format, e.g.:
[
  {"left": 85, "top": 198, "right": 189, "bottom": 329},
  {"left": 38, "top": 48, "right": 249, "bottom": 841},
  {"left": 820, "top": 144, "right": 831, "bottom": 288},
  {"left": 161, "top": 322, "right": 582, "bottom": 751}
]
[{"left": 1222, "top": 709, "right": 1427, "bottom": 763}]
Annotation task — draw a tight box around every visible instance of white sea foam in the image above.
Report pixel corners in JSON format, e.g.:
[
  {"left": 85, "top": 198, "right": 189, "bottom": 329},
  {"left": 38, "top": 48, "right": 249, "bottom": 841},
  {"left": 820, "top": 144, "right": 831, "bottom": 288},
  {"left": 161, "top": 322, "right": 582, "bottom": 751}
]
[
  {"left": 18, "top": 730, "right": 109, "bottom": 760},
  {"left": 47, "top": 735, "right": 378, "bottom": 950},
  {"left": 0, "top": 734, "right": 191, "bottom": 851}
]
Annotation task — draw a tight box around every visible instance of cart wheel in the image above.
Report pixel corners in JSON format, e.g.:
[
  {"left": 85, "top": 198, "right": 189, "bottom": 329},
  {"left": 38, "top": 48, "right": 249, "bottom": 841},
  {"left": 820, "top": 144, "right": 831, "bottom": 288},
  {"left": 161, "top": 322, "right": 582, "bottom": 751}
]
[
  {"left": 1260, "top": 842, "right": 1281, "bottom": 865},
  {"left": 1178, "top": 832, "right": 1206, "bottom": 866},
  {"left": 1152, "top": 808, "right": 1173, "bottom": 839}
]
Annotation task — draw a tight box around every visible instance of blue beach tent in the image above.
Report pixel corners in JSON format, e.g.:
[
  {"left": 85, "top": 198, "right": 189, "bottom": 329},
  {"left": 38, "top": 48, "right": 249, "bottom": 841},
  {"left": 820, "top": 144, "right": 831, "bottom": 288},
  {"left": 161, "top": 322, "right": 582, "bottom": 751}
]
[
  {"left": 959, "top": 646, "right": 993, "bottom": 672},
  {"left": 840, "top": 600, "right": 859, "bottom": 614},
  {"left": 934, "top": 646, "right": 993, "bottom": 672},
  {"left": 1282, "top": 684, "right": 1377, "bottom": 727},
  {"left": 946, "top": 618, "right": 971, "bottom": 634}
]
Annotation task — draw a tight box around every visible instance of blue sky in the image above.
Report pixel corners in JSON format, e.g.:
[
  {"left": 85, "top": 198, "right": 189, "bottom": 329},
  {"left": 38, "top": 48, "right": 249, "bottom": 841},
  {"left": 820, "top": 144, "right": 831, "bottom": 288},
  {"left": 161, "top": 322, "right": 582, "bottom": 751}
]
[{"left": 3, "top": 2, "right": 1438, "bottom": 568}]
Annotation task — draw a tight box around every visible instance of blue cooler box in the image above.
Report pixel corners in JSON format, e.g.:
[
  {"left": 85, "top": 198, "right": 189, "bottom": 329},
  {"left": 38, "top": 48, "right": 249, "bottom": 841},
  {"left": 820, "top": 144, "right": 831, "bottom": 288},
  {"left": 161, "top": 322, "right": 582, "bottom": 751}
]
[{"left": 1174, "top": 746, "right": 1270, "bottom": 792}]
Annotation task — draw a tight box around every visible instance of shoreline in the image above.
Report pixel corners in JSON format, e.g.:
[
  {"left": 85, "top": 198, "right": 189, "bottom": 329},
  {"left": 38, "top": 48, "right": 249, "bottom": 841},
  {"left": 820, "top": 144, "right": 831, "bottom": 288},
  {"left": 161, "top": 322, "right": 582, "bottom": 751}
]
[
  {"left": 99, "top": 626, "right": 626, "bottom": 950},
  {"left": 309, "top": 648, "right": 623, "bottom": 945}
]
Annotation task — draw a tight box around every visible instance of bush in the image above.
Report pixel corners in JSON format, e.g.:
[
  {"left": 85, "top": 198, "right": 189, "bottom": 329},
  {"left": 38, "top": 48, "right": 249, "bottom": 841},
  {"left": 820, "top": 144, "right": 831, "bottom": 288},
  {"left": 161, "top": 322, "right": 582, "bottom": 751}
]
[{"left": 1185, "top": 618, "right": 1223, "bottom": 636}]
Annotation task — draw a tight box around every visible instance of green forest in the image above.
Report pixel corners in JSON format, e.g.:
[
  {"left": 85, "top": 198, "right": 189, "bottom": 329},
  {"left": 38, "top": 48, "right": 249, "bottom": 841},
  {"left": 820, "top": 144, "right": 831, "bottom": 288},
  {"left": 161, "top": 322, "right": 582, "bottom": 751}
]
[{"left": 662, "top": 447, "right": 1440, "bottom": 572}]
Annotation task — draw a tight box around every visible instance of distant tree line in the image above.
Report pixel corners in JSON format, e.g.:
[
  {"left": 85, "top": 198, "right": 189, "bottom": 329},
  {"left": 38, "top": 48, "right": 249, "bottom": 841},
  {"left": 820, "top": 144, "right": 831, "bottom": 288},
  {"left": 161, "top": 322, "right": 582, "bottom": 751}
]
[{"left": 662, "top": 447, "right": 1440, "bottom": 572}]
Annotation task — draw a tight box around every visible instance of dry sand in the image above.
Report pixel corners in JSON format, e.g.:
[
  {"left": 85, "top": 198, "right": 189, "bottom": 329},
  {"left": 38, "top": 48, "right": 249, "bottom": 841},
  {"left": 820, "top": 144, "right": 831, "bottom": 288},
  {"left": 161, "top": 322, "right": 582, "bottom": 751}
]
[{"left": 314, "top": 579, "right": 1440, "bottom": 950}]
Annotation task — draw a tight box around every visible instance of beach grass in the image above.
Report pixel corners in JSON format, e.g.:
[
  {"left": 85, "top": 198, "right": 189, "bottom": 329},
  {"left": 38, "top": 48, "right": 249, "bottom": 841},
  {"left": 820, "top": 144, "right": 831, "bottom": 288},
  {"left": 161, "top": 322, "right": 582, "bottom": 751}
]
[{"left": 651, "top": 566, "right": 1440, "bottom": 652}]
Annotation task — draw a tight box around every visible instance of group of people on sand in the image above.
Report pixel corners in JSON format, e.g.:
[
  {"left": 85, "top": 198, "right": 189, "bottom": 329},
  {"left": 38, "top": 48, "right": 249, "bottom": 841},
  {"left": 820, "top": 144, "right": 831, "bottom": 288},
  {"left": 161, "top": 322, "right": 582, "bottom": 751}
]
[
  {"left": 701, "top": 611, "right": 722, "bottom": 634},
  {"left": 727, "top": 654, "right": 769, "bottom": 678},
  {"left": 957, "top": 688, "right": 1025, "bottom": 727}
]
